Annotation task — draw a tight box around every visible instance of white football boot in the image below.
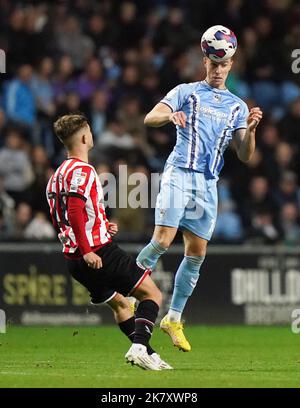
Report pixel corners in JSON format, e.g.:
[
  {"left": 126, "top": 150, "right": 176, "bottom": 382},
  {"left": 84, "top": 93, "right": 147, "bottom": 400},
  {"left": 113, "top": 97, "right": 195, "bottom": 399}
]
[
  {"left": 150, "top": 353, "right": 173, "bottom": 370},
  {"left": 125, "top": 344, "right": 161, "bottom": 370}
]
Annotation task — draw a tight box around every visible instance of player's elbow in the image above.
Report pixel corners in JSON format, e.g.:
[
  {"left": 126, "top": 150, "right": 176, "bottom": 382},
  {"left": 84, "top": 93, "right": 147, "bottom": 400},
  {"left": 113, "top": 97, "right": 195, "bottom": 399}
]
[
  {"left": 144, "top": 113, "right": 154, "bottom": 127},
  {"left": 144, "top": 112, "right": 161, "bottom": 127},
  {"left": 144, "top": 114, "right": 150, "bottom": 125}
]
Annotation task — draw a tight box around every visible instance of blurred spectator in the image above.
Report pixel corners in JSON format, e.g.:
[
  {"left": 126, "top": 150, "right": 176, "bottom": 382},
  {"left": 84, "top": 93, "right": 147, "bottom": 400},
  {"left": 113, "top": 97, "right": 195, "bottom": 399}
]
[
  {"left": 88, "top": 90, "right": 108, "bottom": 142},
  {"left": 214, "top": 200, "right": 244, "bottom": 242},
  {"left": 274, "top": 142, "right": 294, "bottom": 171},
  {"left": 279, "top": 203, "right": 300, "bottom": 246},
  {"left": 0, "top": 176, "right": 15, "bottom": 239},
  {"left": 52, "top": 55, "right": 76, "bottom": 104},
  {"left": 3, "top": 64, "right": 36, "bottom": 129},
  {"left": 140, "top": 71, "right": 162, "bottom": 112},
  {"left": 117, "top": 96, "right": 145, "bottom": 138},
  {"left": 0, "top": 129, "right": 34, "bottom": 204},
  {"left": 272, "top": 171, "right": 299, "bottom": 208},
  {"left": 154, "top": 6, "right": 198, "bottom": 53},
  {"left": 86, "top": 14, "right": 112, "bottom": 48},
  {"left": 97, "top": 119, "right": 135, "bottom": 151},
  {"left": 114, "top": 64, "right": 142, "bottom": 102},
  {"left": 55, "top": 16, "right": 94, "bottom": 69},
  {"left": 115, "top": 2, "right": 145, "bottom": 50},
  {"left": 31, "top": 57, "right": 55, "bottom": 117},
  {"left": 279, "top": 98, "right": 300, "bottom": 146},
  {"left": 247, "top": 210, "right": 280, "bottom": 244},
  {"left": 271, "top": 143, "right": 298, "bottom": 185},
  {"left": 226, "top": 147, "right": 267, "bottom": 200},
  {"left": 31, "top": 57, "right": 55, "bottom": 153},
  {"left": 259, "top": 123, "right": 280, "bottom": 156},
  {"left": 56, "top": 91, "right": 81, "bottom": 117},
  {"left": 147, "top": 129, "right": 172, "bottom": 172},
  {"left": 24, "top": 211, "right": 56, "bottom": 240},
  {"left": 5, "top": 9, "right": 27, "bottom": 71},
  {"left": 0, "top": 108, "right": 6, "bottom": 143},
  {"left": 13, "top": 201, "right": 32, "bottom": 239},
  {"left": 242, "top": 176, "right": 278, "bottom": 231},
  {"left": 30, "top": 146, "right": 53, "bottom": 214},
  {"left": 226, "top": 52, "right": 251, "bottom": 99},
  {"left": 76, "top": 58, "right": 107, "bottom": 101}
]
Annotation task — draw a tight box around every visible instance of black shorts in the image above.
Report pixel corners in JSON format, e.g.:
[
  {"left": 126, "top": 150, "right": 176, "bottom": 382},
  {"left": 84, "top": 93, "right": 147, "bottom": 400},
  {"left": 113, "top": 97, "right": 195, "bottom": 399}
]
[{"left": 66, "top": 242, "right": 150, "bottom": 304}]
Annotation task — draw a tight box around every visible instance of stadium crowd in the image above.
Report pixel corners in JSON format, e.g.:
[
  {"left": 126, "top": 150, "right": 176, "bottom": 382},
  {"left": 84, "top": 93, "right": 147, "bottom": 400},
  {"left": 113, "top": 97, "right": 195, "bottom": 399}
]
[{"left": 0, "top": 0, "right": 300, "bottom": 245}]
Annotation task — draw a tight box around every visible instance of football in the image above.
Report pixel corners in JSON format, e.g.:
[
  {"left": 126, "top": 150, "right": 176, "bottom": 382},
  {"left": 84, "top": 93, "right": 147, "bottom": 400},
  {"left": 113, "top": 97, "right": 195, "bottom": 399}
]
[{"left": 201, "top": 25, "right": 237, "bottom": 62}]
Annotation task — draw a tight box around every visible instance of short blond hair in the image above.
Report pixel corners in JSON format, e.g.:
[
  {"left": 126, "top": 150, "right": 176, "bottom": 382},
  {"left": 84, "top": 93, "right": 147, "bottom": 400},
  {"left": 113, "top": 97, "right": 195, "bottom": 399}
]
[{"left": 53, "top": 113, "right": 88, "bottom": 148}]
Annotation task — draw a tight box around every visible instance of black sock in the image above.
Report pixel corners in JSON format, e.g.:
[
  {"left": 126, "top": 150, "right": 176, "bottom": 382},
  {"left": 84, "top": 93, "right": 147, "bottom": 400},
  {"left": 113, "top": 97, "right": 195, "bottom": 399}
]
[
  {"left": 118, "top": 316, "right": 155, "bottom": 355},
  {"left": 134, "top": 299, "right": 159, "bottom": 348}
]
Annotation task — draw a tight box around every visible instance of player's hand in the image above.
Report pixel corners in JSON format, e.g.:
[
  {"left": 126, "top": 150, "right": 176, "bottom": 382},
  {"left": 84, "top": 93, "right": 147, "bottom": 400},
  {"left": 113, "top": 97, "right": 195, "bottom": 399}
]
[
  {"left": 108, "top": 222, "right": 118, "bottom": 236},
  {"left": 169, "top": 111, "right": 187, "bottom": 128},
  {"left": 247, "top": 107, "right": 263, "bottom": 131},
  {"left": 83, "top": 252, "right": 102, "bottom": 269}
]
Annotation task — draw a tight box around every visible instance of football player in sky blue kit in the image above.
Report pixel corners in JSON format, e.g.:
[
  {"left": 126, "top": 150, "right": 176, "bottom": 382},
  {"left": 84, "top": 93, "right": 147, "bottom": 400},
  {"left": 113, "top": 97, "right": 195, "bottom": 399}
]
[{"left": 136, "top": 26, "right": 263, "bottom": 352}]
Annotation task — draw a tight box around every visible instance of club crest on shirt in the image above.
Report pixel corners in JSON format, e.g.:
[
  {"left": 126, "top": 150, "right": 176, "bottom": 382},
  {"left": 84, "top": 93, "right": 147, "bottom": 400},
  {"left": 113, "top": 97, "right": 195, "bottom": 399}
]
[
  {"left": 213, "top": 93, "right": 222, "bottom": 103},
  {"left": 159, "top": 208, "right": 166, "bottom": 218}
]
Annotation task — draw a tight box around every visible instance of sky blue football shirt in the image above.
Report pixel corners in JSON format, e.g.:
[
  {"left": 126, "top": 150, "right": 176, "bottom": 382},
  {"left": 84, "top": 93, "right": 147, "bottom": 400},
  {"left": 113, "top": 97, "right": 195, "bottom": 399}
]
[{"left": 160, "top": 80, "right": 249, "bottom": 179}]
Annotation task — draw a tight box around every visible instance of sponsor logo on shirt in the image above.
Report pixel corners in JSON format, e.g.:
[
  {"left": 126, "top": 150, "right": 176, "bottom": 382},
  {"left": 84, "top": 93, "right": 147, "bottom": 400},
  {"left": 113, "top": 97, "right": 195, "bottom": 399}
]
[
  {"left": 70, "top": 169, "right": 87, "bottom": 191},
  {"left": 198, "top": 105, "right": 229, "bottom": 123}
]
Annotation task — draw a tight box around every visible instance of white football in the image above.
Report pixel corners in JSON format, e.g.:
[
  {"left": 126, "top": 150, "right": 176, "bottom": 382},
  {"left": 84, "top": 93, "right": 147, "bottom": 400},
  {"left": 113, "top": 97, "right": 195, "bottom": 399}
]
[{"left": 201, "top": 25, "right": 237, "bottom": 62}]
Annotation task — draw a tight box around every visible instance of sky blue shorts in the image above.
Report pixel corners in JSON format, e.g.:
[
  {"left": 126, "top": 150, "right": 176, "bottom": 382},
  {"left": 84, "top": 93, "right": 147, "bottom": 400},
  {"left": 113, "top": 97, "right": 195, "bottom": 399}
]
[{"left": 155, "top": 163, "right": 218, "bottom": 241}]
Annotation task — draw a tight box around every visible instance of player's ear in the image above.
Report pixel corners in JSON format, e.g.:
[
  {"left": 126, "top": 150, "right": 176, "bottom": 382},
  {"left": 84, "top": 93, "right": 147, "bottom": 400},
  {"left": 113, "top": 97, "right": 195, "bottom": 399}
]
[{"left": 81, "top": 133, "right": 87, "bottom": 145}]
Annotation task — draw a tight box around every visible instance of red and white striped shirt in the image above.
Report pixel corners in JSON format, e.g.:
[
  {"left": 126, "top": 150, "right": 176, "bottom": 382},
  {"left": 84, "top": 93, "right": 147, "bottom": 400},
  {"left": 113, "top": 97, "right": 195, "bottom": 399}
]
[{"left": 46, "top": 158, "right": 111, "bottom": 255}]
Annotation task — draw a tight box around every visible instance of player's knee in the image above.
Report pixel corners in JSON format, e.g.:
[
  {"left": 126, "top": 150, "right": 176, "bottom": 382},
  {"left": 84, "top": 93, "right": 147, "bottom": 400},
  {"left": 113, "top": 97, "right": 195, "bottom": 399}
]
[
  {"left": 186, "top": 248, "right": 206, "bottom": 257},
  {"left": 184, "top": 233, "right": 208, "bottom": 257},
  {"left": 154, "top": 234, "right": 172, "bottom": 249},
  {"left": 185, "top": 243, "right": 207, "bottom": 257},
  {"left": 153, "top": 227, "right": 175, "bottom": 249}
]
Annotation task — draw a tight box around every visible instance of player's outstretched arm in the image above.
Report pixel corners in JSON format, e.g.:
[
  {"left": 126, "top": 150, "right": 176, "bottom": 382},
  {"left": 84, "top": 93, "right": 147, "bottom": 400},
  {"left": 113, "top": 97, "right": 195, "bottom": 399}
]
[
  {"left": 233, "top": 107, "right": 263, "bottom": 163},
  {"left": 144, "top": 102, "right": 186, "bottom": 128}
]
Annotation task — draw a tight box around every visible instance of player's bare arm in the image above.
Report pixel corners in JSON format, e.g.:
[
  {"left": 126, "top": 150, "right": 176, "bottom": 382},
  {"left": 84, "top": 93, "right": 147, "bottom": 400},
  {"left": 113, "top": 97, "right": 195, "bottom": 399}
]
[
  {"left": 233, "top": 107, "right": 263, "bottom": 162},
  {"left": 144, "top": 102, "right": 186, "bottom": 128}
]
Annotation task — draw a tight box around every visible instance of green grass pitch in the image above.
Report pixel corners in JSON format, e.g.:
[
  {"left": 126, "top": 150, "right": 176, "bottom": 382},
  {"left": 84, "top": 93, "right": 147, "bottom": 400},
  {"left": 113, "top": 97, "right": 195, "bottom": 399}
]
[{"left": 0, "top": 325, "right": 300, "bottom": 388}]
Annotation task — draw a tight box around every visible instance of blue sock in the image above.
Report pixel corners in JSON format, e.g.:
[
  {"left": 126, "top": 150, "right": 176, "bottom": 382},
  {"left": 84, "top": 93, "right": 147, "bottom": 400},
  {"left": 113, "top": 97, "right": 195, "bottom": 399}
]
[
  {"left": 136, "top": 239, "right": 168, "bottom": 270},
  {"left": 170, "top": 255, "right": 205, "bottom": 315}
]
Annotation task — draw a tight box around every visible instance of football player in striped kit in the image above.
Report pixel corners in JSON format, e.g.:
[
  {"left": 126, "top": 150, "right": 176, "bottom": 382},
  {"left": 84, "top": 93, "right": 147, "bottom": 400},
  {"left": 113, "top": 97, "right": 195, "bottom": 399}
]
[{"left": 46, "top": 113, "right": 172, "bottom": 370}]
